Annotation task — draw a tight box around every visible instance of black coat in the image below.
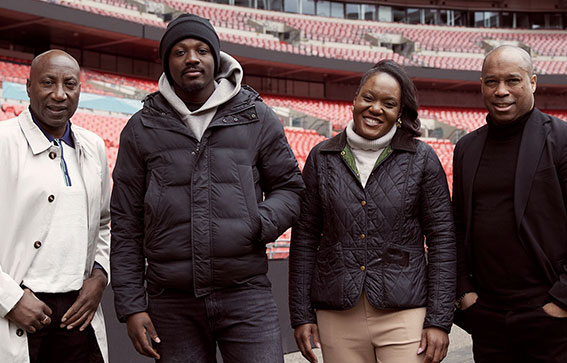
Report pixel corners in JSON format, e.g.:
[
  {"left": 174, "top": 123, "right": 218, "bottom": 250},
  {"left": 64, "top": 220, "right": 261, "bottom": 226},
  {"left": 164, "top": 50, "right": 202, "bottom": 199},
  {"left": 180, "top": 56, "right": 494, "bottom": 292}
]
[
  {"left": 289, "top": 129, "right": 456, "bottom": 332},
  {"left": 110, "top": 86, "right": 304, "bottom": 322},
  {"left": 453, "top": 108, "right": 567, "bottom": 310}
]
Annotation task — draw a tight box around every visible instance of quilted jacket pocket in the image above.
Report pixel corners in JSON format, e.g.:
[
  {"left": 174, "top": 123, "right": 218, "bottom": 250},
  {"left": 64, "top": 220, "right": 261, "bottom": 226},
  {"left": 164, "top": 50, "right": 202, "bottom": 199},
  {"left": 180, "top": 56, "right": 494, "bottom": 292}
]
[{"left": 311, "top": 243, "right": 345, "bottom": 306}]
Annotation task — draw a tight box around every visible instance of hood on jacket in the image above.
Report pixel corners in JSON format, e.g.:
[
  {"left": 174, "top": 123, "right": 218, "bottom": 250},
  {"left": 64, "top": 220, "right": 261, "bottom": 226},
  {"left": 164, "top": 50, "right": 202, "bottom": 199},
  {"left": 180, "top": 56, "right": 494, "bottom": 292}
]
[{"left": 158, "top": 51, "right": 243, "bottom": 140}]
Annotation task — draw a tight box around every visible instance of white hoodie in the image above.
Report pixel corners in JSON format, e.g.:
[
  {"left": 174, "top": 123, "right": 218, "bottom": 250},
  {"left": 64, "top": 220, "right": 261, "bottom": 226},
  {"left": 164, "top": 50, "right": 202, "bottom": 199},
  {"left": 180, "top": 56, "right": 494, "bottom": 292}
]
[{"left": 158, "top": 51, "right": 243, "bottom": 141}]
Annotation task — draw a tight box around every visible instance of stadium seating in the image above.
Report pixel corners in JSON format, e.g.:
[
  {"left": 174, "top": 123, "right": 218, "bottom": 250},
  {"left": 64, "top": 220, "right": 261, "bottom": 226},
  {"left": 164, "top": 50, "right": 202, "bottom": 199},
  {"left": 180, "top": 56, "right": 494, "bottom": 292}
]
[
  {"left": 420, "top": 106, "right": 486, "bottom": 132},
  {"left": 0, "top": 58, "right": 158, "bottom": 97},
  {"left": 283, "top": 127, "right": 326, "bottom": 169},
  {"left": 55, "top": 0, "right": 165, "bottom": 27},
  {"left": 34, "top": 0, "right": 567, "bottom": 74},
  {"left": 412, "top": 54, "right": 483, "bottom": 71},
  {"left": 262, "top": 95, "right": 352, "bottom": 130},
  {"left": 162, "top": 0, "right": 567, "bottom": 58}
]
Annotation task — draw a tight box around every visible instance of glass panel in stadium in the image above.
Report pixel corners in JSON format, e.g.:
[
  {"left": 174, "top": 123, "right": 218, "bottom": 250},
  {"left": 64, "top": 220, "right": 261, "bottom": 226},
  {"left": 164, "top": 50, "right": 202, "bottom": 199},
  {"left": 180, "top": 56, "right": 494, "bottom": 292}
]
[
  {"left": 316, "top": 0, "right": 330, "bottom": 17},
  {"left": 378, "top": 5, "right": 392, "bottom": 22},
  {"left": 330, "top": 2, "right": 343, "bottom": 18},
  {"left": 392, "top": 6, "right": 406, "bottom": 22},
  {"left": 301, "top": 0, "right": 315, "bottom": 15},
  {"left": 407, "top": 8, "right": 421, "bottom": 24},
  {"left": 284, "top": 0, "right": 299, "bottom": 13},
  {"left": 362, "top": 4, "right": 377, "bottom": 20},
  {"left": 345, "top": 3, "right": 360, "bottom": 19},
  {"left": 235, "top": 0, "right": 252, "bottom": 7}
]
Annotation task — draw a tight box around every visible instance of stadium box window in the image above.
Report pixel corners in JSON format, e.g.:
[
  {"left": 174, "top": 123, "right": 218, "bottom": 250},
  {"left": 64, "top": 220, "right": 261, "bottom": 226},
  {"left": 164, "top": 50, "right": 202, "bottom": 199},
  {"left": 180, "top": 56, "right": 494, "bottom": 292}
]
[
  {"left": 474, "top": 12, "right": 484, "bottom": 27},
  {"left": 100, "top": 54, "right": 117, "bottom": 72},
  {"left": 484, "top": 12, "right": 499, "bottom": 28},
  {"left": 452, "top": 10, "right": 468, "bottom": 26},
  {"left": 516, "top": 12, "right": 530, "bottom": 28},
  {"left": 316, "top": 1, "right": 330, "bottom": 17},
  {"left": 301, "top": 0, "right": 315, "bottom": 15},
  {"left": 293, "top": 81, "right": 311, "bottom": 97},
  {"left": 530, "top": 12, "right": 545, "bottom": 29},
  {"left": 345, "top": 3, "right": 360, "bottom": 20},
  {"left": 437, "top": 9, "right": 447, "bottom": 25},
  {"left": 235, "top": 0, "right": 252, "bottom": 7},
  {"left": 542, "top": 13, "right": 562, "bottom": 29},
  {"left": 284, "top": 0, "right": 299, "bottom": 13},
  {"left": 424, "top": 9, "right": 438, "bottom": 25},
  {"left": 392, "top": 7, "right": 406, "bottom": 23},
  {"left": 257, "top": 0, "right": 282, "bottom": 11},
  {"left": 362, "top": 4, "right": 377, "bottom": 20},
  {"left": 378, "top": 6, "right": 393, "bottom": 22},
  {"left": 407, "top": 8, "right": 421, "bottom": 24},
  {"left": 547, "top": 13, "right": 563, "bottom": 29},
  {"left": 501, "top": 12, "right": 514, "bottom": 28},
  {"left": 330, "top": 2, "right": 344, "bottom": 18}
]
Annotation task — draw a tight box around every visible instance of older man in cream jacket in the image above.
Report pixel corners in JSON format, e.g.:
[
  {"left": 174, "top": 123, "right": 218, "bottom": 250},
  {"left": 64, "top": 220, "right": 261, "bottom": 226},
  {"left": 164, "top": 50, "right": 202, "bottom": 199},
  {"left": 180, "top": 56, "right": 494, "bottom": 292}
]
[{"left": 0, "top": 50, "right": 110, "bottom": 363}]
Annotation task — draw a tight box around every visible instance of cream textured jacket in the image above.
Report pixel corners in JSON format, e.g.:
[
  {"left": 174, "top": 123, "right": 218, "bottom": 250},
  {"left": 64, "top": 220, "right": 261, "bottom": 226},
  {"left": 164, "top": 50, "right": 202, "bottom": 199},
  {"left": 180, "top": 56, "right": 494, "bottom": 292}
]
[{"left": 0, "top": 109, "right": 110, "bottom": 362}]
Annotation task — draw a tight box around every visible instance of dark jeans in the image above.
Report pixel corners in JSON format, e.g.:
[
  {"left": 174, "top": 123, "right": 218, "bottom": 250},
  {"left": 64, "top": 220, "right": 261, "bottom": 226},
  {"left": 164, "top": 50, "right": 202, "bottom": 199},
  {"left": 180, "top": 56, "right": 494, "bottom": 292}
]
[
  {"left": 147, "top": 284, "right": 284, "bottom": 363},
  {"left": 27, "top": 291, "right": 103, "bottom": 363},
  {"left": 462, "top": 302, "right": 567, "bottom": 363}
]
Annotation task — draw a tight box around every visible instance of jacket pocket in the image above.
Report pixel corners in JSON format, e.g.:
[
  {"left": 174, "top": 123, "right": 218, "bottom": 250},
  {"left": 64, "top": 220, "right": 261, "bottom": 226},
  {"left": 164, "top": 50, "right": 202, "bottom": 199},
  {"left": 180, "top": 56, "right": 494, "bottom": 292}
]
[
  {"left": 237, "top": 165, "right": 261, "bottom": 237},
  {"left": 383, "top": 248, "right": 427, "bottom": 307},
  {"left": 311, "top": 243, "right": 345, "bottom": 307},
  {"left": 144, "top": 169, "right": 164, "bottom": 242}
]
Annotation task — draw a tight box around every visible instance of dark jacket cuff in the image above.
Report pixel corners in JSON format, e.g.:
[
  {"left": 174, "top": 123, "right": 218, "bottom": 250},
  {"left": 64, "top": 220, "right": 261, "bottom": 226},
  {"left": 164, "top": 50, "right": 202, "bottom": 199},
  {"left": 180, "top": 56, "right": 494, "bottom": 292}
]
[{"left": 93, "top": 262, "right": 108, "bottom": 278}]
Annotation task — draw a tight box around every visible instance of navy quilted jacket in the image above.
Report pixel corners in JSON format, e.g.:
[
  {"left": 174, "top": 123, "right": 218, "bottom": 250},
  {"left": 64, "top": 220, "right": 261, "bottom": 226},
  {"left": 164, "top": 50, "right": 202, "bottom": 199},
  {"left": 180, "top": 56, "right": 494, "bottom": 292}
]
[
  {"left": 111, "top": 86, "right": 304, "bottom": 322},
  {"left": 289, "top": 129, "right": 456, "bottom": 332}
]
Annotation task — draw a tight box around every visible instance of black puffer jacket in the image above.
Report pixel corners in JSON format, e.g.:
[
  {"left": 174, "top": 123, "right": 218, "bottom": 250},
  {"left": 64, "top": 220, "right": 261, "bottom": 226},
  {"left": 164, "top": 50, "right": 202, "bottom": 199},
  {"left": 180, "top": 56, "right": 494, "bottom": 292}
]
[
  {"left": 289, "top": 129, "right": 456, "bottom": 332},
  {"left": 111, "top": 86, "right": 304, "bottom": 322}
]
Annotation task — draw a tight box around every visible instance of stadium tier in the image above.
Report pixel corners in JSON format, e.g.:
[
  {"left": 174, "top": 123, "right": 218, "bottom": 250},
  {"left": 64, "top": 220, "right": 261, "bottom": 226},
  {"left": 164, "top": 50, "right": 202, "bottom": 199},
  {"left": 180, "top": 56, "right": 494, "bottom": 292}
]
[
  {"left": 56, "top": 0, "right": 165, "bottom": 27},
  {"left": 412, "top": 54, "right": 484, "bottom": 71},
  {"left": 36, "top": 0, "right": 567, "bottom": 73},
  {"left": 163, "top": 0, "right": 567, "bottom": 57},
  {"left": 0, "top": 57, "right": 158, "bottom": 98}
]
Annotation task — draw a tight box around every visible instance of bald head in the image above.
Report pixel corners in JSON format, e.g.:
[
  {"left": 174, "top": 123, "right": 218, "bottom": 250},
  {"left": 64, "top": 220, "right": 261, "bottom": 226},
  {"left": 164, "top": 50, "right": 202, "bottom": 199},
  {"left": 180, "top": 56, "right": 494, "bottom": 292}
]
[
  {"left": 27, "top": 49, "right": 81, "bottom": 138},
  {"left": 482, "top": 45, "right": 533, "bottom": 76},
  {"left": 30, "top": 50, "right": 80, "bottom": 77}
]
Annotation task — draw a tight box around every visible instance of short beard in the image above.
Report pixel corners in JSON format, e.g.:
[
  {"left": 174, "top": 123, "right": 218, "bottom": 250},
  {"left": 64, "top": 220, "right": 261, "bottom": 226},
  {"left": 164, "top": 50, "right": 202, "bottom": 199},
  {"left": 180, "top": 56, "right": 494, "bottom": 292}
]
[
  {"left": 180, "top": 80, "right": 207, "bottom": 94},
  {"left": 172, "top": 78, "right": 214, "bottom": 104}
]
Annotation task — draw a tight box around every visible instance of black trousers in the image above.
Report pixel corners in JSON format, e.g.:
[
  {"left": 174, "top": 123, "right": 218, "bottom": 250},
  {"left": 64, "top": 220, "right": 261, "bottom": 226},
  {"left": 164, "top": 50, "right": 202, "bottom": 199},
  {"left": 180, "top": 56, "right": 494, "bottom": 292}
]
[
  {"left": 461, "top": 303, "right": 567, "bottom": 363},
  {"left": 27, "top": 291, "right": 103, "bottom": 363}
]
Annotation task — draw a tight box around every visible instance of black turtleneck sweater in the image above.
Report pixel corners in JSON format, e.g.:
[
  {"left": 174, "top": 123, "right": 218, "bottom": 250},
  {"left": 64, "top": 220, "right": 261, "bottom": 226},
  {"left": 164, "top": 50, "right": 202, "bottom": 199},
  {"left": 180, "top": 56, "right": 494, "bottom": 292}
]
[{"left": 472, "top": 109, "right": 549, "bottom": 310}]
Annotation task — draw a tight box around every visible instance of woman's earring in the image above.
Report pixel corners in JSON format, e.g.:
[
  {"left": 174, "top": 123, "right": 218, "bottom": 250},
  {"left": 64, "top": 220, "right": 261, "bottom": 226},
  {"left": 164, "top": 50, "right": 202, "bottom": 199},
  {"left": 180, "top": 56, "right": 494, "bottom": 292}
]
[{"left": 396, "top": 118, "right": 402, "bottom": 128}]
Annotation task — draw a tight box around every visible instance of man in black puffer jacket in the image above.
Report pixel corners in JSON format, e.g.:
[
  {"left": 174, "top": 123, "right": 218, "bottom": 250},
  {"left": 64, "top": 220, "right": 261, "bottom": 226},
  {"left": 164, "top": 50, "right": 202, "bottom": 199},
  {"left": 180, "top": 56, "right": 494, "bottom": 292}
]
[{"left": 110, "top": 14, "right": 304, "bottom": 363}]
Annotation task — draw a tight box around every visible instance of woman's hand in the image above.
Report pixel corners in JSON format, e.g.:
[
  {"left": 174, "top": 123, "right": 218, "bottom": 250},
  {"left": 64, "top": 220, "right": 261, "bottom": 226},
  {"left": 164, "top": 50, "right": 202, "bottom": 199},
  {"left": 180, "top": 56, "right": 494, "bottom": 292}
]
[
  {"left": 417, "top": 327, "right": 449, "bottom": 363},
  {"left": 293, "top": 323, "right": 321, "bottom": 363}
]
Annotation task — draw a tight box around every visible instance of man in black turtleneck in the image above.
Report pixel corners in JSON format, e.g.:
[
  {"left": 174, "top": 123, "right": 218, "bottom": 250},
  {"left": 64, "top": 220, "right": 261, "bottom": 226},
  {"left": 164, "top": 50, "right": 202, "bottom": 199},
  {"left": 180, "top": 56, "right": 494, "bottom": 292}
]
[{"left": 453, "top": 45, "right": 567, "bottom": 362}]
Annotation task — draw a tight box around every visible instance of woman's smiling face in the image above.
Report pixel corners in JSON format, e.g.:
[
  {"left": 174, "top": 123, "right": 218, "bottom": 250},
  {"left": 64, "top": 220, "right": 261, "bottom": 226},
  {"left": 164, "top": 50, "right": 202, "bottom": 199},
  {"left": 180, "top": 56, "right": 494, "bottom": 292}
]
[{"left": 352, "top": 72, "right": 401, "bottom": 140}]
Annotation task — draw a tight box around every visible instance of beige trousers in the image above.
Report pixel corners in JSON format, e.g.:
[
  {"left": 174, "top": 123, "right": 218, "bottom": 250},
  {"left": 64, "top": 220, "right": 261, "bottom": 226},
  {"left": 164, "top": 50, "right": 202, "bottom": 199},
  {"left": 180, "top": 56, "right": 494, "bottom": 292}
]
[{"left": 316, "top": 292, "right": 426, "bottom": 363}]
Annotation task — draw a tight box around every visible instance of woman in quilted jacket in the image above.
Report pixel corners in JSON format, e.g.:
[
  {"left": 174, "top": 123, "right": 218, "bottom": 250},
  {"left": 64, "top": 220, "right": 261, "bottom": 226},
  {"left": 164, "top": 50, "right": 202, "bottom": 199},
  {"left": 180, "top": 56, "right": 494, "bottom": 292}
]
[{"left": 289, "top": 60, "right": 456, "bottom": 363}]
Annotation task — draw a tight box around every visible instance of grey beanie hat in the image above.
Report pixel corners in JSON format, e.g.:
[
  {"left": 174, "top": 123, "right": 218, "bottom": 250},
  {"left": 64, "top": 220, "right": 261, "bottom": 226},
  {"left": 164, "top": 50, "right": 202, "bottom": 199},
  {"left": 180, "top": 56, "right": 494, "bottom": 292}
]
[{"left": 160, "top": 14, "right": 221, "bottom": 82}]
